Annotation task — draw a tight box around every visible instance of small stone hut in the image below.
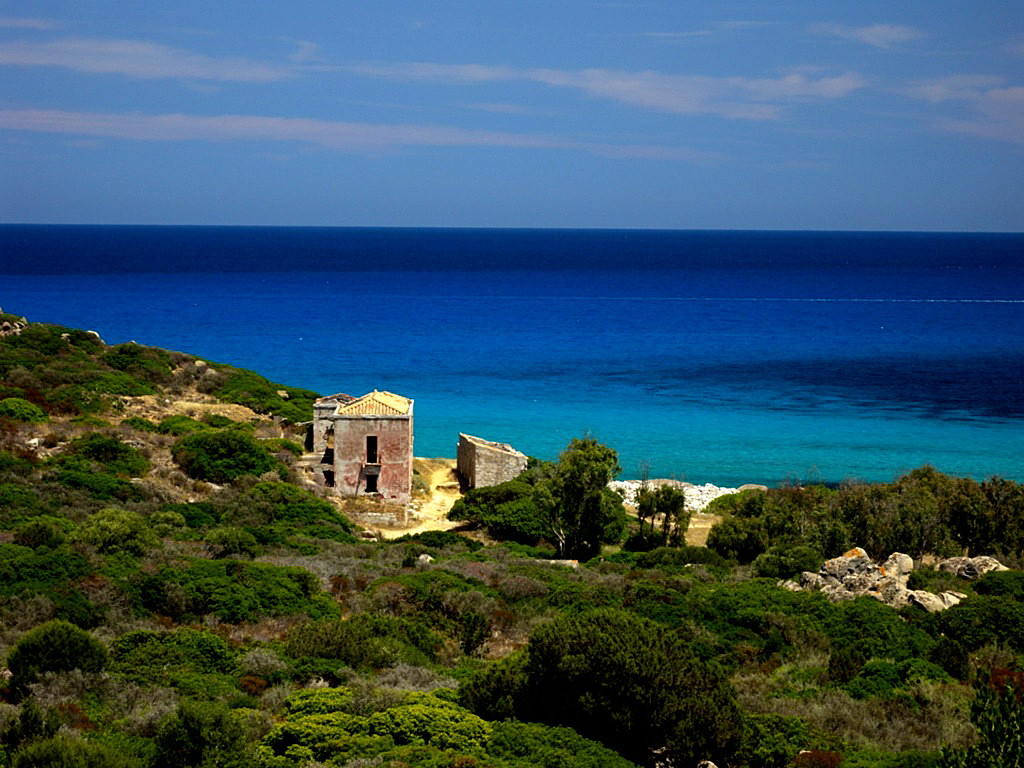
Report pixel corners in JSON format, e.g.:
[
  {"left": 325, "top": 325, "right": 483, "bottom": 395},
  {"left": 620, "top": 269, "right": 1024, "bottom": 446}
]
[
  {"left": 456, "top": 433, "right": 528, "bottom": 490},
  {"left": 312, "top": 390, "right": 413, "bottom": 503}
]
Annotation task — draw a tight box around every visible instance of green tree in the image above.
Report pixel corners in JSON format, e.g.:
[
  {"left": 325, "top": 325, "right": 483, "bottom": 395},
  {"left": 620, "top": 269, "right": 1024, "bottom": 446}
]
[
  {"left": 541, "top": 436, "right": 625, "bottom": 559},
  {"left": 5, "top": 619, "right": 108, "bottom": 700},
  {"left": 634, "top": 484, "right": 690, "bottom": 549}
]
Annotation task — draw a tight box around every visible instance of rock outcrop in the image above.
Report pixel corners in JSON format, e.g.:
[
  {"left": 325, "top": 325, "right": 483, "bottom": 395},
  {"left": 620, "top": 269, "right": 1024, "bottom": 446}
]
[
  {"left": 937, "top": 556, "right": 1008, "bottom": 580},
  {"left": 779, "top": 547, "right": 1002, "bottom": 612}
]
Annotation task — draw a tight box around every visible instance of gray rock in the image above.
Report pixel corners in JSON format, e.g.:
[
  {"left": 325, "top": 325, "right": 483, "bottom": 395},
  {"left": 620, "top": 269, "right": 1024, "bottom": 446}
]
[{"left": 937, "top": 556, "right": 1008, "bottom": 581}]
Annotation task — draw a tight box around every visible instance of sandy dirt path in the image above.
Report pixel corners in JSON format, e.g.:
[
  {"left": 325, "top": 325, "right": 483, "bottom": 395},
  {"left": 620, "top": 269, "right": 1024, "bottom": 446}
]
[{"left": 375, "top": 458, "right": 463, "bottom": 540}]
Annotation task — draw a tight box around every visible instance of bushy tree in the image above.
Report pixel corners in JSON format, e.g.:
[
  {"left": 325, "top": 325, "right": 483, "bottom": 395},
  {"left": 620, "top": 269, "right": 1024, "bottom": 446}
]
[
  {"left": 6, "top": 619, "right": 107, "bottom": 700},
  {"left": 467, "top": 607, "right": 740, "bottom": 767}
]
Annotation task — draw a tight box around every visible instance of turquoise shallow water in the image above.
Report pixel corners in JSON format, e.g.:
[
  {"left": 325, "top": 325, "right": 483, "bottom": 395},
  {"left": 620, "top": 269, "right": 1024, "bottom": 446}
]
[{"left": 2, "top": 227, "right": 1022, "bottom": 485}]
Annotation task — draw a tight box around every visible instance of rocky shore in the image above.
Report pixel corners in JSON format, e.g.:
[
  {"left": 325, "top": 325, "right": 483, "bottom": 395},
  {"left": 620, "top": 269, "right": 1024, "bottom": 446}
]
[{"left": 608, "top": 479, "right": 767, "bottom": 512}]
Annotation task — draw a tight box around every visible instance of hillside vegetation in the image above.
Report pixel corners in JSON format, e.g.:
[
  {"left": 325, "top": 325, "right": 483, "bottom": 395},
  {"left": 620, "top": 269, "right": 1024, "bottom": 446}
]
[{"left": 0, "top": 313, "right": 1022, "bottom": 768}]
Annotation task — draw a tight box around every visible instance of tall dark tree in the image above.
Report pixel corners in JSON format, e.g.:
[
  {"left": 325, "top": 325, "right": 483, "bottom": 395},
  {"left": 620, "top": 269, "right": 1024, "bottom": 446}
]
[{"left": 541, "top": 436, "right": 624, "bottom": 559}]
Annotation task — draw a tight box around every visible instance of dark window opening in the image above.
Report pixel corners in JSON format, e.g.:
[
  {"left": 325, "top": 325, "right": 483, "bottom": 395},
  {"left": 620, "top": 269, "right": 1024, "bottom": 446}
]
[
  {"left": 365, "top": 472, "right": 378, "bottom": 493},
  {"left": 321, "top": 448, "right": 334, "bottom": 465},
  {"left": 366, "top": 435, "right": 378, "bottom": 463},
  {"left": 323, "top": 470, "right": 335, "bottom": 488}
]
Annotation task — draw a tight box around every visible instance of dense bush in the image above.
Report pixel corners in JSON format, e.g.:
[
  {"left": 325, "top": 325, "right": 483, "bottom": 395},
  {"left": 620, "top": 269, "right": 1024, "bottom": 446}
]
[
  {"left": 210, "top": 369, "right": 319, "bottom": 423},
  {"left": 0, "top": 397, "right": 48, "bottom": 423},
  {"left": 464, "top": 607, "right": 740, "bottom": 767},
  {"left": 286, "top": 613, "right": 441, "bottom": 669},
  {"left": 448, "top": 480, "right": 546, "bottom": 542},
  {"left": 260, "top": 688, "right": 492, "bottom": 764},
  {"left": 110, "top": 628, "right": 235, "bottom": 692},
  {"left": 135, "top": 558, "right": 336, "bottom": 624},
  {"left": 707, "top": 468, "right": 1024, "bottom": 563},
  {"left": 153, "top": 700, "right": 251, "bottom": 768},
  {"left": 5, "top": 619, "right": 107, "bottom": 699},
  {"left": 73, "top": 507, "right": 159, "bottom": 556},
  {"left": 54, "top": 432, "right": 151, "bottom": 477},
  {"left": 172, "top": 429, "right": 276, "bottom": 483},
  {"left": 11, "top": 735, "right": 140, "bottom": 768}
]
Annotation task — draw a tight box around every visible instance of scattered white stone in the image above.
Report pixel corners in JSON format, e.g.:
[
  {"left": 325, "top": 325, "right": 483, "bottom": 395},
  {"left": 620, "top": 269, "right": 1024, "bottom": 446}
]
[{"left": 608, "top": 479, "right": 757, "bottom": 512}]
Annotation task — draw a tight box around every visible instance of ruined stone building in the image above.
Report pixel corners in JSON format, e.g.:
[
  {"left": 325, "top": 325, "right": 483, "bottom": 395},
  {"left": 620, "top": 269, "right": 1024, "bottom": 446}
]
[
  {"left": 456, "top": 433, "right": 528, "bottom": 490},
  {"left": 312, "top": 390, "right": 414, "bottom": 503}
]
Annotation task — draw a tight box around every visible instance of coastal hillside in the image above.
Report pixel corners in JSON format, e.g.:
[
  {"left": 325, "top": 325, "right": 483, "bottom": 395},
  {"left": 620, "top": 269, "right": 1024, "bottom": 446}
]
[{"left": 1, "top": 312, "right": 1022, "bottom": 767}]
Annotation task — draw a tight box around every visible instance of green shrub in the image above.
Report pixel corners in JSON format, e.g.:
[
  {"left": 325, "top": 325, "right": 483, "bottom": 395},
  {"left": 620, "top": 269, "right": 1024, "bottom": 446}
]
[
  {"left": 101, "top": 342, "right": 173, "bottom": 383},
  {"left": 54, "top": 432, "right": 150, "bottom": 476},
  {"left": 172, "top": 429, "right": 276, "bottom": 483},
  {"left": 164, "top": 501, "right": 221, "bottom": 528},
  {"left": 0, "top": 397, "right": 48, "bottom": 423},
  {"left": 487, "top": 719, "right": 640, "bottom": 768},
  {"left": 940, "top": 668, "right": 1024, "bottom": 768},
  {"left": 73, "top": 507, "right": 159, "bottom": 556},
  {"left": 120, "top": 416, "right": 158, "bottom": 432},
  {"left": 393, "top": 530, "right": 483, "bottom": 552},
  {"left": 736, "top": 712, "right": 831, "bottom": 768},
  {"left": 137, "top": 559, "right": 335, "bottom": 624},
  {"left": 212, "top": 369, "right": 319, "bottom": 423},
  {"left": 448, "top": 480, "right": 546, "bottom": 542},
  {"left": 204, "top": 526, "right": 261, "bottom": 558},
  {"left": 753, "top": 544, "right": 823, "bottom": 579},
  {"left": 5, "top": 619, "right": 107, "bottom": 699},
  {"left": 286, "top": 614, "right": 441, "bottom": 669},
  {"left": 12, "top": 518, "right": 67, "bottom": 549},
  {"left": 158, "top": 414, "right": 210, "bottom": 436},
  {"left": 11, "top": 735, "right": 141, "bottom": 768},
  {"left": 260, "top": 689, "right": 491, "bottom": 763},
  {"left": 707, "top": 515, "right": 769, "bottom": 563},
  {"left": 110, "top": 628, "right": 235, "bottom": 687}
]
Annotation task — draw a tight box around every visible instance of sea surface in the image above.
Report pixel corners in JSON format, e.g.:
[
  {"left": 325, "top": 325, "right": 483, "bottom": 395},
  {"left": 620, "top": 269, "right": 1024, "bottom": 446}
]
[{"left": 2, "top": 225, "right": 1022, "bottom": 487}]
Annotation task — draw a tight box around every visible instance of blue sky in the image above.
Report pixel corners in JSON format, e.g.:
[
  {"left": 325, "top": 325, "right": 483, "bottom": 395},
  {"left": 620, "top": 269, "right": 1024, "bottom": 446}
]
[{"left": 1, "top": 1, "right": 1022, "bottom": 230}]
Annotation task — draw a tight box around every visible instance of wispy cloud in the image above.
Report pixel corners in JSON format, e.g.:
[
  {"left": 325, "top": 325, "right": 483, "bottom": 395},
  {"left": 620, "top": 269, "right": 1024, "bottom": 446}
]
[
  {"left": 904, "top": 75, "right": 1024, "bottom": 145},
  {"left": 812, "top": 23, "right": 924, "bottom": 49},
  {"left": 351, "top": 62, "right": 866, "bottom": 120},
  {"left": 0, "top": 37, "right": 292, "bottom": 81},
  {"left": 0, "top": 17, "right": 56, "bottom": 30},
  {"left": 0, "top": 108, "right": 712, "bottom": 161}
]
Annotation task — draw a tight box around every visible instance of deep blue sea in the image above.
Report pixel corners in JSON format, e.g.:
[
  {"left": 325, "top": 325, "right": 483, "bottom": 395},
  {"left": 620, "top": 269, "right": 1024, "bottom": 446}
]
[{"left": 2, "top": 225, "right": 1022, "bottom": 487}]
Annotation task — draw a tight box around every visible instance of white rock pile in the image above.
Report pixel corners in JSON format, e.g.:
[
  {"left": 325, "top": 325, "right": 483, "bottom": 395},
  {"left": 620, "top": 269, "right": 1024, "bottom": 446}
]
[{"left": 780, "top": 547, "right": 1008, "bottom": 612}]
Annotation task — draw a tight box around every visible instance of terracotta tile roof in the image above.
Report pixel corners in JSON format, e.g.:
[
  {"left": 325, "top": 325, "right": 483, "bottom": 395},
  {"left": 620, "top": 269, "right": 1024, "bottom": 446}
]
[{"left": 335, "top": 390, "right": 412, "bottom": 416}]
